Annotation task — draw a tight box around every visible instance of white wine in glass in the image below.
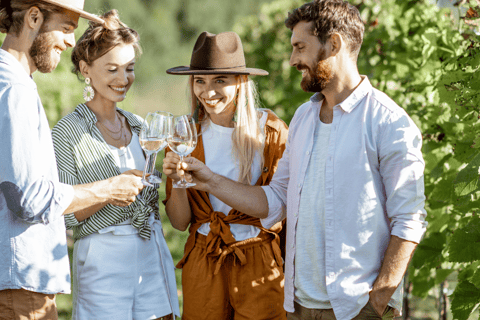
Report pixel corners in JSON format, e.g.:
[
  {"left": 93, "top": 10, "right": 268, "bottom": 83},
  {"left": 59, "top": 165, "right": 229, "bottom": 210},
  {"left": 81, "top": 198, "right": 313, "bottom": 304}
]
[
  {"left": 139, "top": 112, "right": 171, "bottom": 186},
  {"left": 168, "top": 115, "right": 197, "bottom": 188}
]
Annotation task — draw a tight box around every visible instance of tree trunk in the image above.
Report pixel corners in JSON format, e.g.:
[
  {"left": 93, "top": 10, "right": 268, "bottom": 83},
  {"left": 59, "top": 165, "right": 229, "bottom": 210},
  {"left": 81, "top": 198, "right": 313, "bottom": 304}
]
[
  {"left": 403, "top": 272, "right": 410, "bottom": 320},
  {"left": 439, "top": 281, "right": 448, "bottom": 320}
]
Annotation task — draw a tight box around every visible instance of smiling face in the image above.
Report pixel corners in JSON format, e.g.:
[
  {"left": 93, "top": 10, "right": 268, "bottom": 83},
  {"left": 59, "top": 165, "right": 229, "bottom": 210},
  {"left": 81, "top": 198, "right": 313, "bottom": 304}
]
[
  {"left": 82, "top": 44, "right": 136, "bottom": 106},
  {"left": 290, "top": 20, "right": 334, "bottom": 92},
  {"left": 29, "top": 9, "right": 78, "bottom": 73},
  {"left": 193, "top": 74, "right": 238, "bottom": 123}
]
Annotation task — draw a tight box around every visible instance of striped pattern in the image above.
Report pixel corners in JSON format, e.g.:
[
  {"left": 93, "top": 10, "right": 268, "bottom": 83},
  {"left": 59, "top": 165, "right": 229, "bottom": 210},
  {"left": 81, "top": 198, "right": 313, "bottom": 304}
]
[{"left": 52, "top": 104, "right": 159, "bottom": 241}]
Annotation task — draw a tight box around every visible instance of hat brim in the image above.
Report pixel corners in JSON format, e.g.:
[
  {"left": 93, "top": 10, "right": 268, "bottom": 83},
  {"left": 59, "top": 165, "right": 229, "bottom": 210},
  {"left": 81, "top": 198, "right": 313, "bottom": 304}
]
[
  {"left": 166, "top": 66, "right": 268, "bottom": 76},
  {"left": 41, "top": 0, "right": 104, "bottom": 24}
]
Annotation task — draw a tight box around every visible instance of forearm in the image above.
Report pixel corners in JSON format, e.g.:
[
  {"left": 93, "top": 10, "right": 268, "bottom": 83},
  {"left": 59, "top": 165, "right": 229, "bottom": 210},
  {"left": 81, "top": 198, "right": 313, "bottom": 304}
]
[
  {"left": 165, "top": 189, "right": 192, "bottom": 231},
  {"left": 65, "top": 181, "right": 111, "bottom": 215},
  {"left": 370, "top": 235, "right": 417, "bottom": 312},
  {"left": 206, "top": 173, "right": 269, "bottom": 218}
]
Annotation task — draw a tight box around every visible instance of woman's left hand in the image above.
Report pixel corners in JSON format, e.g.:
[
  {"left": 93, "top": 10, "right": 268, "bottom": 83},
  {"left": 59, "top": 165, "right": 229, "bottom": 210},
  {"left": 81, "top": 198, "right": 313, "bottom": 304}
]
[{"left": 162, "top": 151, "right": 181, "bottom": 181}]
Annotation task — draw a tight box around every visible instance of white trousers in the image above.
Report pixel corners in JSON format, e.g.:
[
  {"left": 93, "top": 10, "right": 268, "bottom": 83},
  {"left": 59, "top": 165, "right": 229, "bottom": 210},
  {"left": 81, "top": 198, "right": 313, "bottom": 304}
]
[{"left": 72, "top": 216, "right": 180, "bottom": 320}]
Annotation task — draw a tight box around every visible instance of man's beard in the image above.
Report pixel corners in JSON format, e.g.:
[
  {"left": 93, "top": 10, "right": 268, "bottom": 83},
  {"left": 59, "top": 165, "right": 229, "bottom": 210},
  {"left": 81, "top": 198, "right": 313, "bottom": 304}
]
[
  {"left": 300, "top": 52, "right": 334, "bottom": 93},
  {"left": 29, "top": 29, "right": 57, "bottom": 73}
]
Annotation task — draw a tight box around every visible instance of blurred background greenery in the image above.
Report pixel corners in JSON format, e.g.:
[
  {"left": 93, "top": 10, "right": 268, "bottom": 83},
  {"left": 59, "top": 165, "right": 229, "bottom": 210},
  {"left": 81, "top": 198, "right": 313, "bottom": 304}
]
[{"left": 2, "top": 0, "right": 480, "bottom": 318}]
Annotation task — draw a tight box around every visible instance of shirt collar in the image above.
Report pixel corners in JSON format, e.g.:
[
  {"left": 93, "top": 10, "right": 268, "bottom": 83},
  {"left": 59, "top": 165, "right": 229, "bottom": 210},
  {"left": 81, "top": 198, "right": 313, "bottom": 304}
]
[
  {"left": 75, "top": 103, "right": 143, "bottom": 133},
  {"left": 0, "top": 48, "right": 37, "bottom": 89},
  {"left": 309, "top": 75, "right": 372, "bottom": 113},
  {"left": 337, "top": 76, "right": 371, "bottom": 113}
]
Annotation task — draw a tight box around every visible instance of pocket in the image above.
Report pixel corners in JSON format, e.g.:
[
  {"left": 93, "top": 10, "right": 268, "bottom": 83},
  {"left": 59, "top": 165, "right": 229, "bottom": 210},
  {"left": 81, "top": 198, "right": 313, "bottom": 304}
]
[
  {"left": 354, "top": 300, "right": 382, "bottom": 320},
  {"left": 368, "top": 301, "right": 383, "bottom": 319}
]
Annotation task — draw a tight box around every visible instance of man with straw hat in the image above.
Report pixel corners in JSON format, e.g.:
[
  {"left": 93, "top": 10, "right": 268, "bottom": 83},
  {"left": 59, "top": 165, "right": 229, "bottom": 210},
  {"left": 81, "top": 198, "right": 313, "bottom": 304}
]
[{"left": 0, "top": 1, "right": 144, "bottom": 318}]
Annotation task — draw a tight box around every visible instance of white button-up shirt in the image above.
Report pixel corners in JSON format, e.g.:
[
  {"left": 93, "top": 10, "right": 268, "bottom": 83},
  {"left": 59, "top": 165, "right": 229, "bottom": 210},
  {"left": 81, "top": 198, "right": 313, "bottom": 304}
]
[{"left": 262, "top": 77, "right": 427, "bottom": 320}]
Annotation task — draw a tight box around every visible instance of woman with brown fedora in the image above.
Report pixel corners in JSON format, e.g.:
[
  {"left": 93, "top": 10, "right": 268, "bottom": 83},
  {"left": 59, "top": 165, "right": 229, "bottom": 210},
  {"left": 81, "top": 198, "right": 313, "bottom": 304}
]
[{"left": 163, "top": 31, "right": 288, "bottom": 320}]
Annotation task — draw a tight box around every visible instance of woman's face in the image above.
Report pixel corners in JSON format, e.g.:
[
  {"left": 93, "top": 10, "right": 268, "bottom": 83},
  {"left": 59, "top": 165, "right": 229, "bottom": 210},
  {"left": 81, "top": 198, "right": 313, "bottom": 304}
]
[
  {"left": 83, "top": 43, "right": 136, "bottom": 105},
  {"left": 193, "top": 74, "right": 238, "bottom": 118}
]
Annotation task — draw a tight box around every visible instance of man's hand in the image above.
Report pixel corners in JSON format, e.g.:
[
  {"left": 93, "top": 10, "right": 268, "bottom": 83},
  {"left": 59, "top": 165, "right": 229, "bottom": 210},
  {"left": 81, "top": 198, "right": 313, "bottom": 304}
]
[
  {"left": 106, "top": 170, "right": 144, "bottom": 207},
  {"left": 369, "top": 235, "right": 417, "bottom": 317},
  {"left": 368, "top": 291, "right": 389, "bottom": 317}
]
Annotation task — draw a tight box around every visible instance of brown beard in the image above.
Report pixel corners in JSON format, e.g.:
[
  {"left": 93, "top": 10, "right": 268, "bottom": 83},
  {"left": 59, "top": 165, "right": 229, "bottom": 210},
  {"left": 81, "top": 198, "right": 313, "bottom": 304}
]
[
  {"left": 300, "top": 50, "right": 334, "bottom": 93},
  {"left": 29, "top": 27, "right": 57, "bottom": 73}
]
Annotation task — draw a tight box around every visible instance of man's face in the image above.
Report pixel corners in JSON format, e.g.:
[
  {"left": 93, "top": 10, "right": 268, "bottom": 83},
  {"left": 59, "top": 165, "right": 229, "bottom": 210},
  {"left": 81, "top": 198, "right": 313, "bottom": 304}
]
[
  {"left": 290, "top": 20, "right": 334, "bottom": 92},
  {"left": 29, "top": 9, "right": 79, "bottom": 73}
]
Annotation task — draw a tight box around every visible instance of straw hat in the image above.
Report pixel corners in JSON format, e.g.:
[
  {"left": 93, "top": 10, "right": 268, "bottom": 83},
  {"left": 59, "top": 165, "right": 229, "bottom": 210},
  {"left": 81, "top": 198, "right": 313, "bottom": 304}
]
[
  {"left": 42, "top": 0, "right": 103, "bottom": 24},
  {"left": 167, "top": 31, "right": 268, "bottom": 76}
]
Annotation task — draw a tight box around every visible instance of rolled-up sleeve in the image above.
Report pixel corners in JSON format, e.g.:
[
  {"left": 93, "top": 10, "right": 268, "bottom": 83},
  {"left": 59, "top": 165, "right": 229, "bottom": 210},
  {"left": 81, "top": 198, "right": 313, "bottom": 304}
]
[
  {"left": 52, "top": 119, "right": 82, "bottom": 227},
  {"left": 379, "top": 111, "right": 427, "bottom": 243},
  {"left": 0, "top": 84, "right": 74, "bottom": 224},
  {"left": 261, "top": 138, "right": 290, "bottom": 227}
]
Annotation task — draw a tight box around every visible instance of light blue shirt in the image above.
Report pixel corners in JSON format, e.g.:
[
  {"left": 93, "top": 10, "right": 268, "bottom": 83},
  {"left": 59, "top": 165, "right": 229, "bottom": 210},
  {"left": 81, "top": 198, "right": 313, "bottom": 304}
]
[
  {"left": 262, "top": 77, "right": 427, "bottom": 320},
  {"left": 0, "top": 49, "right": 74, "bottom": 294}
]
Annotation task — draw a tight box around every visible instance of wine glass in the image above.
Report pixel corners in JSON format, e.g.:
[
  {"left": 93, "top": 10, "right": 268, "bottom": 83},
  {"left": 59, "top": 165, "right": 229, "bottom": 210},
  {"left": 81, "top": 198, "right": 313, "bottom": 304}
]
[
  {"left": 167, "top": 115, "right": 198, "bottom": 188},
  {"left": 139, "top": 112, "right": 171, "bottom": 187}
]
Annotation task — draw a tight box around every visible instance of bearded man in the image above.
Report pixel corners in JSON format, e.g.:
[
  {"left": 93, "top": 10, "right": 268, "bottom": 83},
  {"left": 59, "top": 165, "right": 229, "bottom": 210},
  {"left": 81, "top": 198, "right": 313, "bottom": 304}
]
[
  {"left": 0, "top": 1, "right": 144, "bottom": 318},
  {"left": 165, "top": 0, "right": 428, "bottom": 319}
]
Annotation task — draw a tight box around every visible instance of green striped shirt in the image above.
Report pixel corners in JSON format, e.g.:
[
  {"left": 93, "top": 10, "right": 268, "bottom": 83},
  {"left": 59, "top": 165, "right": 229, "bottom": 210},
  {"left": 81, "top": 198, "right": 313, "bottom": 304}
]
[{"left": 52, "top": 104, "right": 159, "bottom": 241}]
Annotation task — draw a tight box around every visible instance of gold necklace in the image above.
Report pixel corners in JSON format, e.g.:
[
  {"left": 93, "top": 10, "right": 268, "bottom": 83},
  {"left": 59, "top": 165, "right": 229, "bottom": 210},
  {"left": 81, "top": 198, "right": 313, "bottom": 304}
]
[
  {"left": 99, "top": 117, "right": 124, "bottom": 141},
  {"left": 97, "top": 113, "right": 122, "bottom": 134}
]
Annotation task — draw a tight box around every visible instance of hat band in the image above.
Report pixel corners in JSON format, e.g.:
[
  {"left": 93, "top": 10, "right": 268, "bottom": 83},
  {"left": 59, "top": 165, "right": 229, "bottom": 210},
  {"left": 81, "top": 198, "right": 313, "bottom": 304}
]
[{"left": 189, "top": 64, "right": 247, "bottom": 70}]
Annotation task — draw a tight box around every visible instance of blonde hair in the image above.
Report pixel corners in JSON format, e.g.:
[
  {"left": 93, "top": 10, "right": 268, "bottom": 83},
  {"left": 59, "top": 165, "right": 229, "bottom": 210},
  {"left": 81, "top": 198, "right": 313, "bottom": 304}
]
[{"left": 189, "top": 74, "right": 265, "bottom": 184}]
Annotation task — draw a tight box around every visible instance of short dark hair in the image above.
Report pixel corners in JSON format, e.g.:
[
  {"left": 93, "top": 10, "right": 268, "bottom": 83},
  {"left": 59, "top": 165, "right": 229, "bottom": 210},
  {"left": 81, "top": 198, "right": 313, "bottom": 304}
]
[
  {"left": 285, "top": 0, "right": 364, "bottom": 59},
  {"left": 0, "top": 0, "right": 62, "bottom": 35},
  {"left": 71, "top": 9, "right": 141, "bottom": 78}
]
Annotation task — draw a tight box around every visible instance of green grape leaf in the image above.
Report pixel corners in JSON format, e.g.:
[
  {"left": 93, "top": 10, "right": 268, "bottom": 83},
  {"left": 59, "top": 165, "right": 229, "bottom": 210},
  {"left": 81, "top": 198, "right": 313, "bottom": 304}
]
[
  {"left": 472, "top": 267, "right": 480, "bottom": 289},
  {"left": 451, "top": 280, "right": 480, "bottom": 320},
  {"left": 448, "top": 218, "right": 480, "bottom": 262},
  {"left": 454, "top": 152, "right": 480, "bottom": 197},
  {"left": 412, "top": 232, "right": 446, "bottom": 269}
]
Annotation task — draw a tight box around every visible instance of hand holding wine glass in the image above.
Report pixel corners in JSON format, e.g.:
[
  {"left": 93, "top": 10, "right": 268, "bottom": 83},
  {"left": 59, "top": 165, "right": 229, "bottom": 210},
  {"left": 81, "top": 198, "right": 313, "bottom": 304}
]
[
  {"left": 167, "top": 115, "right": 197, "bottom": 188},
  {"left": 139, "top": 112, "right": 171, "bottom": 187}
]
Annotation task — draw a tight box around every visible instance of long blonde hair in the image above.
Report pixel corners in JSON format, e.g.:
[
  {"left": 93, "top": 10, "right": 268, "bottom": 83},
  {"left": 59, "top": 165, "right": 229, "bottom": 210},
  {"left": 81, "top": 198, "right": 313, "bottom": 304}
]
[{"left": 189, "top": 74, "right": 265, "bottom": 184}]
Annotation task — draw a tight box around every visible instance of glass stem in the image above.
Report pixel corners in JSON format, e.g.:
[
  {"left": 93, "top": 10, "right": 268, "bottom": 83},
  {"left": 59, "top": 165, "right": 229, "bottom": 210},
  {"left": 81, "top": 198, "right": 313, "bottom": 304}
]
[
  {"left": 142, "top": 152, "right": 152, "bottom": 181},
  {"left": 179, "top": 155, "right": 185, "bottom": 184},
  {"left": 148, "top": 153, "right": 158, "bottom": 175}
]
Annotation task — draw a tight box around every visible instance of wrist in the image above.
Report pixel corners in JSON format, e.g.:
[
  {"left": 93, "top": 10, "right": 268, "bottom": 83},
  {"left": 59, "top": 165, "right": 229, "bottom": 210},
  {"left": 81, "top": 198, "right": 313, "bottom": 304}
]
[
  {"left": 94, "top": 178, "right": 113, "bottom": 205},
  {"left": 205, "top": 172, "right": 221, "bottom": 193}
]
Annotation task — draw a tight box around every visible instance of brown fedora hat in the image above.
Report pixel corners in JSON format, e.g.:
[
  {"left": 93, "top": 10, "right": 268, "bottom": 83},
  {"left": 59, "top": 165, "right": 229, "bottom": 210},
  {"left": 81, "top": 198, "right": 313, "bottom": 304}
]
[
  {"left": 166, "top": 31, "right": 268, "bottom": 76},
  {"left": 41, "top": 0, "right": 104, "bottom": 24}
]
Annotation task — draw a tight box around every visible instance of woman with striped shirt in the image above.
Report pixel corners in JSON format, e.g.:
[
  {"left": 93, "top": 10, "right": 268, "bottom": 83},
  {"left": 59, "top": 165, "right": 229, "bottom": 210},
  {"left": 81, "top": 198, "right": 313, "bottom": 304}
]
[{"left": 51, "top": 10, "right": 179, "bottom": 320}]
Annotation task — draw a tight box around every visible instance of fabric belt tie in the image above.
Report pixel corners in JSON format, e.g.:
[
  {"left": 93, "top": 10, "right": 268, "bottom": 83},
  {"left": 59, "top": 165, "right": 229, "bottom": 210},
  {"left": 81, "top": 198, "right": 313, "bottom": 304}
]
[
  {"left": 205, "top": 211, "right": 237, "bottom": 257},
  {"left": 123, "top": 197, "right": 152, "bottom": 240}
]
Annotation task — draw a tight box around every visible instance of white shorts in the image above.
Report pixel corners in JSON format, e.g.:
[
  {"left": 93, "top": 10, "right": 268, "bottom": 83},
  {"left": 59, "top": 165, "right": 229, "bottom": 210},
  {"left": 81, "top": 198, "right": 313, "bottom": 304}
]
[{"left": 72, "top": 216, "right": 180, "bottom": 320}]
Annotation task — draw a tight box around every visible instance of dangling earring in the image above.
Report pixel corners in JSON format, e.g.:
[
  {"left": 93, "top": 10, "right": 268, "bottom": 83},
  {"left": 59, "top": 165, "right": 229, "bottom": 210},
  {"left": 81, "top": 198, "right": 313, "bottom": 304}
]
[{"left": 83, "top": 78, "right": 94, "bottom": 102}]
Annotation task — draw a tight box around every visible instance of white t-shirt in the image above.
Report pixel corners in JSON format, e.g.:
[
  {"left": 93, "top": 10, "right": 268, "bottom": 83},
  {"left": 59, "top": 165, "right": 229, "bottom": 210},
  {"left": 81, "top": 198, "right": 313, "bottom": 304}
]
[
  {"left": 108, "top": 131, "right": 146, "bottom": 226},
  {"left": 197, "top": 111, "right": 276, "bottom": 241},
  {"left": 294, "top": 118, "right": 332, "bottom": 309}
]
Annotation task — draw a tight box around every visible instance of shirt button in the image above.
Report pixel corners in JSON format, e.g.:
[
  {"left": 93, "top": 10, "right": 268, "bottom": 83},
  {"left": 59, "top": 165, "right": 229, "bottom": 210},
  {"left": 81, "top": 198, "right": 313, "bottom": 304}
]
[
  {"left": 306, "top": 151, "right": 310, "bottom": 155},
  {"left": 298, "top": 183, "right": 301, "bottom": 188}
]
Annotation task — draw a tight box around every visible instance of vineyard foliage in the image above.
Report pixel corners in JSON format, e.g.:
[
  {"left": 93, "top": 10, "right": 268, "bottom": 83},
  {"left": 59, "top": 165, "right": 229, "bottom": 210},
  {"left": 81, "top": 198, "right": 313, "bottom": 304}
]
[{"left": 236, "top": 0, "right": 480, "bottom": 318}]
